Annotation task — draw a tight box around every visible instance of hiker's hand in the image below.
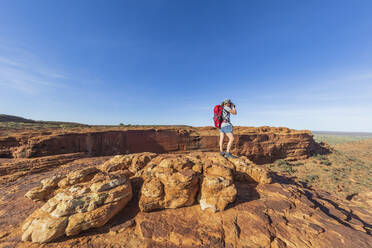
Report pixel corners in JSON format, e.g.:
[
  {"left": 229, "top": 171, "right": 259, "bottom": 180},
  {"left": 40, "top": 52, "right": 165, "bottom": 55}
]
[{"left": 231, "top": 104, "right": 237, "bottom": 115}]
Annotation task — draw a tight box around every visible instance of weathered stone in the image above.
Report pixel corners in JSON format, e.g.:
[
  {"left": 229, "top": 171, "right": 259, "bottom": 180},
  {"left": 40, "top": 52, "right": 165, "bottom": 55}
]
[
  {"left": 58, "top": 167, "right": 99, "bottom": 188},
  {"left": 139, "top": 155, "right": 199, "bottom": 211},
  {"left": 100, "top": 152, "right": 157, "bottom": 176},
  {"left": 22, "top": 209, "right": 68, "bottom": 243},
  {"left": 65, "top": 191, "right": 131, "bottom": 236},
  {"left": 17, "top": 151, "right": 372, "bottom": 247},
  {"left": 21, "top": 168, "right": 132, "bottom": 243},
  {"left": 228, "top": 156, "right": 272, "bottom": 183},
  {"left": 25, "top": 175, "right": 65, "bottom": 202},
  {"left": 25, "top": 186, "right": 50, "bottom": 202},
  {"left": 2, "top": 127, "right": 323, "bottom": 165},
  {"left": 200, "top": 164, "right": 237, "bottom": 212},
  {"left": 138, "top": 177, "right": 164, "bottom": 212}
]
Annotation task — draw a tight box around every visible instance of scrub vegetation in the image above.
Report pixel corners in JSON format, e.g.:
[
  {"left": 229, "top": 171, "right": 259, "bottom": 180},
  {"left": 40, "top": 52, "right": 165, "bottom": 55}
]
[{"left": 266, "top": 133, "right": 372, "bottom": 198}]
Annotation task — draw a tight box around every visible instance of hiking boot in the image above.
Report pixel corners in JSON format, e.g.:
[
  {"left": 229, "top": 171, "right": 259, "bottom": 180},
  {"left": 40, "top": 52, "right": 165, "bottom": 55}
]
[
  {"left": 220, "top": 151, "right": 225, "bottom": 157},
  {"left": 224, "top": 152, "right": 237, "bottom": 159}
]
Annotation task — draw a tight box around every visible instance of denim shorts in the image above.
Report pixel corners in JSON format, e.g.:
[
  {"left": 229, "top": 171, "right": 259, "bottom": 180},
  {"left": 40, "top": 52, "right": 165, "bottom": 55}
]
[{"left": 219, "top": 124, "right": 233, "bottom": 133}]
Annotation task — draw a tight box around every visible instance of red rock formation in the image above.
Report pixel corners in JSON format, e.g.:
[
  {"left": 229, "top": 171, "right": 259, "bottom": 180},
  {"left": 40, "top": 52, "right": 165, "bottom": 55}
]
[
  {"left": 0, "top": 136, "right": 19, "bottom": 158},
  {"left": 7, "top": 152, "right": 371, "bottom": 247},
  {"left": 0, "top": 153, "right": 87, "bottom": 184},
  {"left": 0, "top": 126, "right": 323, "bottom": 164}
]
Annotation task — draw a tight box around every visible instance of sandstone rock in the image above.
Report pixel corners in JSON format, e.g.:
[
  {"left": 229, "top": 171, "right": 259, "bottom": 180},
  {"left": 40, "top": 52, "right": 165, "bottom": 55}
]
[
  {"left": 138, "top": 177, "right": 164, "bottom": 212},
  {"left": 134, "top": 177, "right": 372, "bottom": 248},
  {"left": 25, "top": 175, "right": 64, "bottom": 202},
  {"left": 25, "top": 186, "right": 51, "bottom": 202},
  {"left": 21, "top": 169, "right": 132, "bottom": 243},
  {"left": 139, "top": 155, "right": 200, "bottom": 211},
  {"left": 0, "top": 153, "right": 86, "bottom": 184},
  {"left": 22, "top": 209, "right": 68, "bottom": 243},
  {"left": 65, "top": 191, "right": 131, "bottom": 236},
  {"left": 199, "top": 164, "right": 237, "bottom": 212},
  {"left": 2, "top": 126, "right": 325, "bottom": 165},
  {"left": 351, "top": 191, "right": 372, "bottom": 208},
  {"left": 228, "top": 156, "right": 272, "bottom": 184},
  {"left": 18, "top": 152, "right": 372, "bottom": 247},
  {"left": 99, "top": 152, "right": 157, "bottom": 176},
  {"left": 41, "top": 174, "right": 65, "bottom": 188},
  {"left": 58, "top": 167, "right": 99, "bottom": 188}
]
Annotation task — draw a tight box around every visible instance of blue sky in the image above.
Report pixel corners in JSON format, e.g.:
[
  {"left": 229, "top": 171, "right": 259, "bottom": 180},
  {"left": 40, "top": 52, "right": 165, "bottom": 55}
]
[{"left": 1, "top": 1, "right": 372, "bottom": 131}]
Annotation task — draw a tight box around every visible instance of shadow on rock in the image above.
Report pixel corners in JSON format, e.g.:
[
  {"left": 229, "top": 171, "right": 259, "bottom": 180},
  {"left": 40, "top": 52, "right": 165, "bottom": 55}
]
[
  {"left": 227, "top": 181, "right": 260, "bottom": 210},
  {"left": 310, "top": 141, "right": 332, "bottom": 156},
  {"left": 225, "top": 171, "right": 261, "bottom": 210}
]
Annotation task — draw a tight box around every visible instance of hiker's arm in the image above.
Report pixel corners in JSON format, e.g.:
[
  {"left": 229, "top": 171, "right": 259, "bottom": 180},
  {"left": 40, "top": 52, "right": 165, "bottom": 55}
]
[{"left": 229, "top": 105, "right": 237, "bottom": 115}]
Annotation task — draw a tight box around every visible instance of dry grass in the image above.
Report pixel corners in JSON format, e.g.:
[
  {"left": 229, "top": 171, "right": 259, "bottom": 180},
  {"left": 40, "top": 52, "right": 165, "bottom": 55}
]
[
  {"left": 313, "top": 133, "right": 372, "bottom": 145},
  {"left": 265, "top": 137, "right": 372, "bottom": 198}
]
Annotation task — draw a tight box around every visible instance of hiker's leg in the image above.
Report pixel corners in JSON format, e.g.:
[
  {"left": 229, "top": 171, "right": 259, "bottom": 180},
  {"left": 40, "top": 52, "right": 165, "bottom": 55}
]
[
  {"left": 219, "top": 131, "right": 225, "bottom": 152},
  {"left": 226, "top": 132, "right": 234, "bottom": 153}
]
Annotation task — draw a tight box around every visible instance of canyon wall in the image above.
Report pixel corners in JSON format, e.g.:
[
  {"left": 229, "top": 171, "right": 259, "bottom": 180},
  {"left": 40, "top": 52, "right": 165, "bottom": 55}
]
[{"left": 0, "top": 126, "right": 322, "bottom": 164}]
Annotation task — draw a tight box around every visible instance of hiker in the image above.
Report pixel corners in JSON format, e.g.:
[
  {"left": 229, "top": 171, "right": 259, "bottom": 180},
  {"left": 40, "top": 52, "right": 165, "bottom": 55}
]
[{"left": 219, "top": 99, "right": 237, "bottom": 158}]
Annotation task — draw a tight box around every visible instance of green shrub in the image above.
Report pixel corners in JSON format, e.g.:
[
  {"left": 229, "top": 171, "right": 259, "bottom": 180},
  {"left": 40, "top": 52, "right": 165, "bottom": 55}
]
[
  {"left": 306, "top": 174, "right": 319, "bottom": 183},
  {"left": 332, "top": 175, "right": 339, "bottom": 181},
  {"left": 274, "top": 159, "right": 287, "bottom": 166},
  {"left": 293, "top": 162, "right": 304, "bottom": 166},
  {"left": 283, "top": 166, "right": 297, "bottom": 174},
  {"left": 274, "top": 159, "right": 296, "bottom": 174},
  {"left": 321, "top": 160, "right": 332, "bottom": 166},
  {"left": 313, "top": 154, "right": 327, "bottom": 161}
]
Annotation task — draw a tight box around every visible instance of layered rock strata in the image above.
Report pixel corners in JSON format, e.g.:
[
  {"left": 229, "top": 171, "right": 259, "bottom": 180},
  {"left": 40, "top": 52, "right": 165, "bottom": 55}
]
[
  {"left": 22, "top": 167, "right": 133, "bottom": 243},
  {"left": 0, "top": 126, "right": 322, "bottom": 164}
]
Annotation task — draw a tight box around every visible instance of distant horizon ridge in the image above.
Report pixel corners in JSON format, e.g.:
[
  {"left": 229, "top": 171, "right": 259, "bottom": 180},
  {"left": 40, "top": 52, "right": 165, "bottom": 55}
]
[{"left": 1, "top": 114, "right": 372, "bottom": 134}]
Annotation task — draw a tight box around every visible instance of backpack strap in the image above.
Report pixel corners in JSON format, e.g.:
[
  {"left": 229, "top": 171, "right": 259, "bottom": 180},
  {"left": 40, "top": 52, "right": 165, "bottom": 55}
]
[{"left": 221, "top": 107, "right": 227, "bottom": 121}]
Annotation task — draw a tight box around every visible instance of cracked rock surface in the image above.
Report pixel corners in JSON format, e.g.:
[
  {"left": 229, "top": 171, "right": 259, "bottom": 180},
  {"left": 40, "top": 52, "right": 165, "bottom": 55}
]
[{"left": 0, "top": 152, "right": 371, "bottom": 247}]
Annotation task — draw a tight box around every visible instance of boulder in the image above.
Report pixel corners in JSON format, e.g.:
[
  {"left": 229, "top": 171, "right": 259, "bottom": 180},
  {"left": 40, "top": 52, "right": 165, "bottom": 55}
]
[
  {"left": 100, "top": 152, "right": 157, "bottom": 176},
  {"left": 22, "top": 169, "right": 132, "bottom": 243},
  {"left": 199, "top": 164, "right": 237, "bottom": 212},
  {"left": 139, "top": 155, "right": 200, "bottom": 211},
  {"left": 58, "top": 167, "right": 100, "bottom": 188},
  {"left": 228, "top": 156, "right": 272, "bottom": 184},
  {"left": 25, "top": 175, "right": 64, "bottom": 202}
]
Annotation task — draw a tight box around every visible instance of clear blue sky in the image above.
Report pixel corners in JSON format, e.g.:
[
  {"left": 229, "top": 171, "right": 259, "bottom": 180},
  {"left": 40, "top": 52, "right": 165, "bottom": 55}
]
[{"left": 1, "top": 1, "right": 372, "bottom": 131}]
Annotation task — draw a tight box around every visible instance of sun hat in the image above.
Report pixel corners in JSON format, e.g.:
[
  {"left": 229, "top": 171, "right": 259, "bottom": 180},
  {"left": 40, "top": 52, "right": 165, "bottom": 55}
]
[{"left": 223, "top": 99, "right": 232, "bottom": 104}]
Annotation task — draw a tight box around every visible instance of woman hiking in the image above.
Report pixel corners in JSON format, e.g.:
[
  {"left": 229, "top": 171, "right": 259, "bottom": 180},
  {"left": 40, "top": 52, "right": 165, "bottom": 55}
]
[{"left": 219, "top": 99, "right": 237, "bottom": 158}]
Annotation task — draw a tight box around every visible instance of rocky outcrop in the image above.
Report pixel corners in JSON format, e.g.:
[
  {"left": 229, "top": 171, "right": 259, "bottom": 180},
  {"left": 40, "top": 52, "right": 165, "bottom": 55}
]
[
  {"left": 0, "top": 126, "right": 324, "bottom": 164},
  {"left": 21, "top": 152, "right": 273, "bottom": 243},
  {"left": 135, "top": 181, "right": 372, "bottom": 248},
  {"left": 25, "top": 175, "right": 64, "bottom": 202},
  {"left": 22, "top": 168, "right": 132, "bottom": 243},
  {"left": 0, "top": 136, "right": 19, "bottom": 158},
  {"left": 0, "top": 152, "right": 87, "bottom": 184},
  {"left": 228, "top": 155, "right": 272, "bottom": 183},
  {"left": 19, "top": 152, "right": 372, "bottom": 247},
  {"left": 199, "top": 163, "right": 237, "bottom": 212},
  {"left": 139, "top": 155, "right": 200, "bottom": 211},
  {"left": 198, "top": 126, "right": 322, "bottom": 163},
  {"left": 99, "top": 152, "right": 157, "bottom": 176}
]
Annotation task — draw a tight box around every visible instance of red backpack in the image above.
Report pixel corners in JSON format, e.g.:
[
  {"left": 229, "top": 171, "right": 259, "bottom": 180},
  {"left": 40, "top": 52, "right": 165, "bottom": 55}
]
[{"left": 213, "top": 105, "right": 223, "bottom": 128}]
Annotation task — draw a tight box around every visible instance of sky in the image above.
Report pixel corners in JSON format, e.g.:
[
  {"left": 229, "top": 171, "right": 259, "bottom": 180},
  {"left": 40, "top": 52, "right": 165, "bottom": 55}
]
[{"left": 0, "top": 0, "right": 372, "bottom": 132}]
